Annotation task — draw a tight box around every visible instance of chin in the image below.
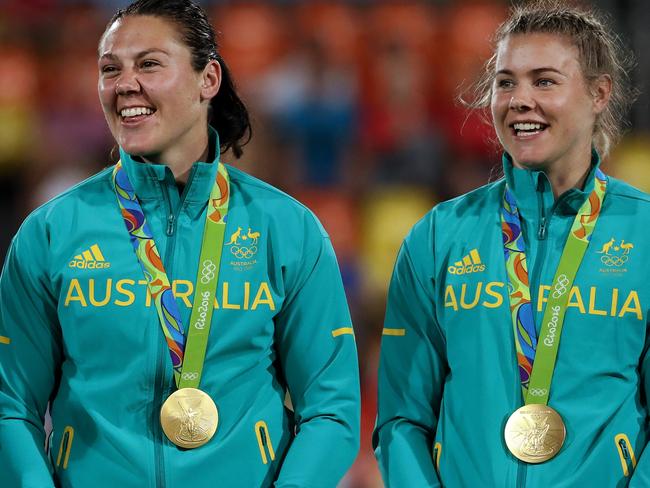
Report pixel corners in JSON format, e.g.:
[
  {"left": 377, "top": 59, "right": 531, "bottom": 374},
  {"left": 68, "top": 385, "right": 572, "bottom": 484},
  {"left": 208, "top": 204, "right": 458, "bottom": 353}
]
[
  {"left": 509, "top": 151, "right": 549, "bottom": 170},
  {"left": 515, "top": 160, "right": 547, "bottom": 170},
  {"left": 118, "top": 136, "right": 157, "bottom": 157}
]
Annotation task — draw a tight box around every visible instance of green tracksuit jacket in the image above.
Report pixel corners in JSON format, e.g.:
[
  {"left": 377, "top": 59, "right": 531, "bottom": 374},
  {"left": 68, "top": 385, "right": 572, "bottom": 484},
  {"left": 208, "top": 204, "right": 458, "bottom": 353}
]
[
  {"left": 0, "top": 134, "right": 360, "bottom": 487},
  {"left": 374, "top": 154, "right": 650, "bottom": 487}
]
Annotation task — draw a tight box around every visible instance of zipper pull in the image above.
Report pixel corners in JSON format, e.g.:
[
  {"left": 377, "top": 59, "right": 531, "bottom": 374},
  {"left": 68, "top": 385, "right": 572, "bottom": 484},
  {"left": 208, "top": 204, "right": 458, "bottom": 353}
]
[
  {"left": 538, "top": 217, "right": 547, "bottom": 240},
  {"left": 620, "top": 439, "right": 630, "bottom": 459},
  {"left": 166, "top": 213, "right": 175, "bottom": 236}
]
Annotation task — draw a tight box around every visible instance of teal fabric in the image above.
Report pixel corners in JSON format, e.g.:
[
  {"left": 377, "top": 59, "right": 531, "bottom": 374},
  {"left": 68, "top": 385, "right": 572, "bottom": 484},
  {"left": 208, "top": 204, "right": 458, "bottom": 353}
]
[
  {"left": 374, "top": 155, "right": 650, "bottom": 487},
  {"left": 0, "top": 131, "right": 360, "bottom": 487}
]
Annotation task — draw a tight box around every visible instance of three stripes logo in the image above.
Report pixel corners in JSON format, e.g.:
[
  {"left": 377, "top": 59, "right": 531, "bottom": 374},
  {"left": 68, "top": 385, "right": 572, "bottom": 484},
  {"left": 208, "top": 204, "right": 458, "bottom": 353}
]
[
  {"left": 69, "top": 244, "right": 111, "bottom": 270},
  {"left": 447, "top": 248, "right": 486, "bottom": 275}
]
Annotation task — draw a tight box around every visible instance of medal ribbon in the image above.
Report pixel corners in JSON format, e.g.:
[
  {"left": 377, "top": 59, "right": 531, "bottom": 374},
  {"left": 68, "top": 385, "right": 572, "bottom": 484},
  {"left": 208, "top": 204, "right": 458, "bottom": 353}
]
[
  {"left": 502, "top": 169, "right": 607, "bottom": 405},
  {"left": 112, "top": 160, "right": 230, "bottom": 389}
]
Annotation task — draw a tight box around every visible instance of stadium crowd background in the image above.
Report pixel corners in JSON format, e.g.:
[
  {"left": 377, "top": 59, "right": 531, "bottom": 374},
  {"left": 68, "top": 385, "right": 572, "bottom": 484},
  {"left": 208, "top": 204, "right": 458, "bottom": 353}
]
[{"left": 2, "top": 1, "right": 650, "bottom": 486}]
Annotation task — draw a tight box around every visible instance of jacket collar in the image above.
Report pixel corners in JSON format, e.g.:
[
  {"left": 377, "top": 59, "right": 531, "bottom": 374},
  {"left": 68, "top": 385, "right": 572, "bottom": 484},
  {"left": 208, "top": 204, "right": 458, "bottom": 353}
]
[
  {"left": 502, "top": 149, "right": 603, "bottom": 219},
  {"left": 118, "top": 127, "right": 221, "bottom": 203}
]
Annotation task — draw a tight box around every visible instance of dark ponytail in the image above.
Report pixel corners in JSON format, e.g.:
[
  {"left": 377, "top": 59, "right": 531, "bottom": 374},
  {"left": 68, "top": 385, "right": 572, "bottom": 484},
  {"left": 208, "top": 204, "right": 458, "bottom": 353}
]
[
  {"left": 105, "top": 0, "right": 252, "bottom": 158},
  {"left": 208, "top": 56, "right": 251, "bottom": 159}
]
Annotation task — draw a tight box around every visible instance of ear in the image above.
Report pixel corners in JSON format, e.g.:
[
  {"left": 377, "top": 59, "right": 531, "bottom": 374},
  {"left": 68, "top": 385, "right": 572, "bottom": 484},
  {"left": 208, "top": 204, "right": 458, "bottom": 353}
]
[
  {"left": 592, "top": 74, "right": 612, "bottom": 114},
  {"left": 200, "top": 60, "right": 222, "bottom": 101}
]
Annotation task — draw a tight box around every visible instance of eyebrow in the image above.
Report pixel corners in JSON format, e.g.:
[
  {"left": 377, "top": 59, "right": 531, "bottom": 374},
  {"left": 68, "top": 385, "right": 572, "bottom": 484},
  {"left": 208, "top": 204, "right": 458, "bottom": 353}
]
[
  {"left": 99, "top": 48, "right": 170, "bottom": 61},
  {"left": 496, "top": 67, "right": 566, "bottom": 77}
]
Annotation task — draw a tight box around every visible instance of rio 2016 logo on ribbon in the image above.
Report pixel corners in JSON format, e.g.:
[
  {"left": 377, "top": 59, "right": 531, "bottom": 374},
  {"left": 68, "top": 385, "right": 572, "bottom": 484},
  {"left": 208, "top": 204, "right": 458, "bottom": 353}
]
[
  {"left": 551, "top": 274, "right": 569, "bottom": 299},
  {"left": 543, "top": 305, "right": 561, "bottom": 347},
  {"left": 200, "top": 260, "right": 217, "bottom": 284}
]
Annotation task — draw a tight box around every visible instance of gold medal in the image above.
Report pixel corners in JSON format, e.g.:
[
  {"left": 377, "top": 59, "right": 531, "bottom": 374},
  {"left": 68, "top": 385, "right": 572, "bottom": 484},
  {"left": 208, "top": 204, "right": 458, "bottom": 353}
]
[
  {"left": 160, "top": 388, "right": 218, "bottom": 449},
  {"left": 504, "top": 404, "right": 566, "bottom": 463}
]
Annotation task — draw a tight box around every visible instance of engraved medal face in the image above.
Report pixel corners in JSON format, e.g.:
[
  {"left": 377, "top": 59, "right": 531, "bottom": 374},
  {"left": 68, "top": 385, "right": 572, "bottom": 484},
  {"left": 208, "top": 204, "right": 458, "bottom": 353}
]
[
  {"left": 504, "top": 404, "right": 566, "bottom": 463},
  {"left": 160, "top": 388, "right": 218, "bottom": 449}
]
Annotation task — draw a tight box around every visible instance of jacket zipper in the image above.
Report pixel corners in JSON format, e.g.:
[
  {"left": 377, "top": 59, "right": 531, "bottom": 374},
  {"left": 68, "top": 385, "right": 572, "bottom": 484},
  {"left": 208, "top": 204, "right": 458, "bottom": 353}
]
[
  {"left": 615, "top": 434, "right": 637, "bottom": 477},
  {"left": 619, "top": 439, "right": 632, "bottom": 475},
  {"left": 255, "top": 421, "right": 276, "bottom": 465},
  {"left": 516, "top": 178, "right": 552, "bottom": 488},
  {"left": 56, "top": 426, "right": 75, "bottom": 470},
  {"left": 154, "top": 179, "right": 175, "bottom": 488},
  {"left": 537, "top": 180, "right": 548, "bottom": 240},
  {"left": 433, "top": 442, "right": 441, "bottom": 474},
  {"left": 154, "top": 337, "right": 166, "bottom": 488},
  {"left": 516, "top": 460, "right": 527, "bottom": 488},
  {"left": 154, "top": 168, "right": 198, "bottom": 488}
]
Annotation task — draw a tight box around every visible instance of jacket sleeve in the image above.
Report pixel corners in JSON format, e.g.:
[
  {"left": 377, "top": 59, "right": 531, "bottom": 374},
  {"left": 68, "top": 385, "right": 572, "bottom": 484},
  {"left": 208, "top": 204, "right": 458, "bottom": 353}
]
[
  {"left": 273, "top": 223, "right": 360, "bottom": 488},
  {"left": 628, "top": 315, "right": 650, "bottom": 487},
  {"left": 0, "top": 222, "right": 61, "bottom": 487},
  {"left": 373, "top": 237, "right": 447, "bottom": 487}
]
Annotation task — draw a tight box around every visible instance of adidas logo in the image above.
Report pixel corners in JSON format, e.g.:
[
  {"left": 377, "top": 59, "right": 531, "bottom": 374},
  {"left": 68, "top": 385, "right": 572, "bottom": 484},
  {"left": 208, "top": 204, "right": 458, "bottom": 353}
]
[
  {"left": 448, "top": 248, "right": 485, "bottom": 275},
  {"left": 69, "top": 244, "right": 111, "bottom": 269}
]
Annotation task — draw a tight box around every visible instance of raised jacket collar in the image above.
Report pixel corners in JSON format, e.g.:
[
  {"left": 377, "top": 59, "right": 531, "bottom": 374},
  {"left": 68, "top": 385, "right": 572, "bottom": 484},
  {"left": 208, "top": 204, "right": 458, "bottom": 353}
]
[
  {"left": 502, "top": 150, "right": 604, "bottom": 220},
  {"left": 118, "top": 127, "right": 221, "bottom": 204}
]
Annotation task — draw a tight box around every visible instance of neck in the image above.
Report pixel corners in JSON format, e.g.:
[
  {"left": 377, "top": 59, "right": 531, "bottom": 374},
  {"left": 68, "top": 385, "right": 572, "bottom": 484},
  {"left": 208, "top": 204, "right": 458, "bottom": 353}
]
[
  {"left": 512, "top": 146, "right": 594, "bottom": 198},
  {"left": 141, "top": 144, "right": 211, "bottom": 184},
  {"left": 165, "top": 146, "right": 209, "bottom": 185},
  {"left": 545, "top": 158, "right": 592, "bottom": 198}
]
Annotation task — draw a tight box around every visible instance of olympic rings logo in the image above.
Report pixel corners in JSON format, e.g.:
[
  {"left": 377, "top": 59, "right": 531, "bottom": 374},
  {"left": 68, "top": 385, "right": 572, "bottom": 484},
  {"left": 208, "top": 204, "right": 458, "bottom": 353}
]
[
  {"left": 230, "top": 245, "right": 258, "bottom": 259},
  {"left": 200, "top": 260, "right": 216, "bottom": 284},
  {"left": 528, "top": 388, "right": 548, "bottom": 397},
  {"left": 181, "top": 372, "right": 199, "bottom": 381},
  {"left": 600, "top": 255, "right": 628, "bottom": 267},
  {"left": 551, "top": 274, "right": 570, "bottom": 299}
]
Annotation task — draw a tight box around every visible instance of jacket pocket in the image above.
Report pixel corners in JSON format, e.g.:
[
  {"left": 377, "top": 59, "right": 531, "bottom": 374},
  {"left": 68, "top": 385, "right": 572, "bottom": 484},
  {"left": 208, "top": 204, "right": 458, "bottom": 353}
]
[
  {"left": 433, "top": 441, "right": 442, "bottom": 474},
  {"left": 255, "top": 420, "right": 276, "bottom": 465},
  {"left": 615, "top": 433, "right": 636, "bottom": 477},
  {"left": 56, "top": 426, "right": 75, "bottom": 470}
]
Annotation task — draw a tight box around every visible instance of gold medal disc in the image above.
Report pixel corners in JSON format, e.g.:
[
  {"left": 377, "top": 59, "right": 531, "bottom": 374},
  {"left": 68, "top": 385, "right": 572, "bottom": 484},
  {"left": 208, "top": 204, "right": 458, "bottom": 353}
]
[
  {"left": 160, "top": 388, "right": 218, "bottom": 449},
  {"left": 504, "top": 404, "right": 566, "bottom": 463}
]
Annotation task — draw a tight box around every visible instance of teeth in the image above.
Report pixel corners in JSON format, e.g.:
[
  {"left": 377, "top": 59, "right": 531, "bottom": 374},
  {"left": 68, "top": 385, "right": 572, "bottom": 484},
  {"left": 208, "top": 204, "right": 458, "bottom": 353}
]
[
  {"left": 120, "top": 107, "right": 154, "bottom": 118},
  {"left": 513, "top": 122, "right": 543, "bottom": 131}
]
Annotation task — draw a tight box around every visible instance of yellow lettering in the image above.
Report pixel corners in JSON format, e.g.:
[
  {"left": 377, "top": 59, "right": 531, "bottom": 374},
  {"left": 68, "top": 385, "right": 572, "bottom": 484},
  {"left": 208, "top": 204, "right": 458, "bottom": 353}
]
[
  {"left": 444, "top": 285, "right": 458, "bottom": 311},
  {"left": 567, "top": 286, "right": 585, "bottom": 314},
  {"left": 619, "top": 291, "right": 643, "bottom": 320},
  {"left": 537, "top": 285, "right": 550, "bottom": 312},
  {"left": 89, "top": 279, "right": 112, "bottom": 307},
  {"left": 138, "top": 279, "right": 152, "bottom": 307},
  {"left": 115, "top": 279, "right": 136, "bottom": 306},
  {"left": 64, "top": 279, "right": 87, "bottom": 307},
  {"left": 213, "top": 296, "right": 220, "bottom": 309},
  {"left": 244, "top": 282, "right": 250, "bottom": 310},
  {"left": 588, "top": 287, "right": 607, "bottom": 316},
  {"left": 460, "top": 283, "right": 482, "bottom": 310},
  {"left": 173, "top": 280, "right": 193, "bottom": 308},
  {"left": 482, "top": 282, "right": 504, "bottom": 309},
  {"left": 252, "top": 282, "right": 275, "bottom": 311},
  {"left": 610, "top": 288, "right": 619, "bottom": 317},
  {"left": 222, "top": 282, "right": 241, "bottom": 310}
]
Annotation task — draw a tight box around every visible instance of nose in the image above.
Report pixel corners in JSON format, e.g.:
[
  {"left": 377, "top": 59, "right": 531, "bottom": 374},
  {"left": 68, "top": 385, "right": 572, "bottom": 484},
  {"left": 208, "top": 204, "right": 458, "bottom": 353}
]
[
  {"left": 507, "top": 83, "right": 536, "bottom": 112},
  {"left": 115, "top": 69, "right": 141, "bottom": 95},
  {"left": 508, "top": 91, "right": 534, "bottom": 112}
]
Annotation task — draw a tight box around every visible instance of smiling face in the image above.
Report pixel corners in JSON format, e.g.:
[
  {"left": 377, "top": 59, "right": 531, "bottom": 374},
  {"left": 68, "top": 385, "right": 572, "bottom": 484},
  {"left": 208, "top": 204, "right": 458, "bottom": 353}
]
[
  {"left": 98, "top": 15, "right": 219, "bottom": 165},
  {"left": 490, "top": 32, "right": 608, "bottom": 175}
]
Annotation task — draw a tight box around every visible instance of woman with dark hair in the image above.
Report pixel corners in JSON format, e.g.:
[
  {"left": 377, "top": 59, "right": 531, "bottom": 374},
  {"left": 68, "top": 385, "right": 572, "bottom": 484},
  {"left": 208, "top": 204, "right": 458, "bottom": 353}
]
[
  {"left": 0, "top": 1, "right": 360, "bottom": 486},
  {"left": 374, "top": 1, "right": 650, "bottom": 486}
]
